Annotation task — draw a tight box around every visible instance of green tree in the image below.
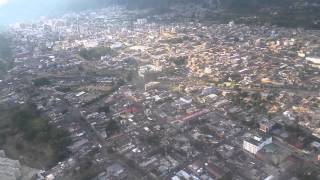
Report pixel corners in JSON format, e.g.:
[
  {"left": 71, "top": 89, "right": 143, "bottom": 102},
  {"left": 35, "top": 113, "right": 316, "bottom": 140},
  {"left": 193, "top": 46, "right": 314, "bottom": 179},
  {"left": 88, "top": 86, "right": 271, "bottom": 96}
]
[
  {"left": 98, "top": 105, "right": 110, "bottom": 114},
  {"left": 33, "top": 77, "right": 51, "bottom": 87},
  {"left": 11, "top": 104, "right": 71, "bottom": 162},
  {"left": 105, "top": 119, "right": 120, "bottom": 137},
  {"left": 79, "top": 47, "right": 115, "bottom": 60},
  {"left": 0, "top": 34, "right": 13, "bottom": 77}
]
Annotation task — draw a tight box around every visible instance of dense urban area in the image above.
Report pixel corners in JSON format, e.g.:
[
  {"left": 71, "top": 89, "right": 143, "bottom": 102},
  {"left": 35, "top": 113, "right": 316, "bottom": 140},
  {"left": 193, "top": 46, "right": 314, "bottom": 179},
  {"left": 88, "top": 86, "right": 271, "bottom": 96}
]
[{"left": 0, "top": 1, "right": 320, "bottom": 180}]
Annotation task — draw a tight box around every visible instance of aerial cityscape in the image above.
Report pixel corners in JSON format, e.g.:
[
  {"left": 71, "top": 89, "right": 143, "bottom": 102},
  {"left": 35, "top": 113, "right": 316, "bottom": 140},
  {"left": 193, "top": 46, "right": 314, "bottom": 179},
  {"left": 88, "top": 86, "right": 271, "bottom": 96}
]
[{"left": 0, "top": 0, "right": 320, "bottom": 180}]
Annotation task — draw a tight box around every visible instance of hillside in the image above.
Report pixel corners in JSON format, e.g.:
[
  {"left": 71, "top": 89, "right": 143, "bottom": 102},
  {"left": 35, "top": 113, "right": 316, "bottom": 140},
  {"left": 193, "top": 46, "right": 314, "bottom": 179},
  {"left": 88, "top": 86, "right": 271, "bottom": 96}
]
[
  {"left": 0, "top": 34, "right": 13, "bottom": 78},
  {"left": 220, "top": 0, "right": 320, "bottom": 29},
  {"left": 109, "top": 0, "right": 320, "bottom": 29},
  {"left": 2, "top": 0, "right": 317, "bottom": 29},
  {"left": 0, "top": 103, "right": 71, "bottom": 169}
]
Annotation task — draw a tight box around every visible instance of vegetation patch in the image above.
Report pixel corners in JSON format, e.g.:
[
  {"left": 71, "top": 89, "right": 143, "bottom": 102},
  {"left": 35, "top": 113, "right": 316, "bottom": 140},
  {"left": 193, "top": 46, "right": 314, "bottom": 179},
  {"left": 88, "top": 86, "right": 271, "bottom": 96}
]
[
  {"left": 79, "top": 46, "right": 116, "bottom": 60},
  {"left": 105, "top": 119, "right": 121, "bottom": 137},
  {"left": 33, "top": 77, "right": 52, "bottom": 87},
  {"left": 0, "top": 103, "right": 71, "bottom": 168},
  {"left": 0, "top": 34, "right": 13, "bottom": 78}
]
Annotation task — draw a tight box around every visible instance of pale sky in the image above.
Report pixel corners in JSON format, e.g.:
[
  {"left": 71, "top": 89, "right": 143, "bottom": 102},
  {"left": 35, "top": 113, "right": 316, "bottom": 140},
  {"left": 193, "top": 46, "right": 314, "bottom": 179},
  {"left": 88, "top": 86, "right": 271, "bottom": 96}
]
[
  {"left": 0, "top": 0, "right": 106, "bottom": 25},
  {"left": 0, "top": 0, "right": 9, "bottom": 7},
  {"left": 0, "top": 0, "right": 66, "bottom": 24}
]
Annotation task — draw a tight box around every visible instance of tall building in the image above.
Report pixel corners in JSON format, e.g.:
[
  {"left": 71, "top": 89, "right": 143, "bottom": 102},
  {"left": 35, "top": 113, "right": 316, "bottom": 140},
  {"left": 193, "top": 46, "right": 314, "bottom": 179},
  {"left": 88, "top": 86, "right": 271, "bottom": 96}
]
[{"left": 243, "top": 135, "right": 272, "bottom": 154}]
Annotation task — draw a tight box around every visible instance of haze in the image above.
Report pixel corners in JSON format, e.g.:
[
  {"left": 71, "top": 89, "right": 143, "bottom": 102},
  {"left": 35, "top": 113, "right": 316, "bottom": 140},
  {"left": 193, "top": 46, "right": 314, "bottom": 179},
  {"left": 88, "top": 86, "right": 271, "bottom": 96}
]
[{"left": 0, "top": 0, "right": 106, "bottom": 25}]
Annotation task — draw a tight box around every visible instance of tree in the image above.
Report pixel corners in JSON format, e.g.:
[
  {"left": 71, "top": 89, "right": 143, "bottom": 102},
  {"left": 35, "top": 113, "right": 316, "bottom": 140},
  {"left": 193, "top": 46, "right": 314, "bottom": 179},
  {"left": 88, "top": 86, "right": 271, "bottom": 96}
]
[
  {"left": 55, "top": 86, "right": 72, "bottom": 93},
  {"left": 79, "top": 47, "right": 116, "bottom": 60},
  {"left": 252, "top": 92, "right": 262, "bottom": 101},
  {"left": 144, "top": 135, "right": 161, "bottom": 146},
  {"left": 0, "top": 34, "right": 13, "bottom": 77},
  {"left": 169, "top": 56, "right": 187, "bottom": 66},
  {"left": 33, "top": 77, "right": 51, "bottom": 87},
  {"left": 11, "top": 104, "right": 71, "bottom": 162},
  {"left": 0, "top": 34, "right": 12, "bottom": 60},
  {"left": 105, "top": 120, "right": 120, "bottom": 137},
  {"left": 98, "top": 105, "right": 110, "bottom": 114},
  {"left": 125, "top": 70, "right": 135, "bottom": 82}
]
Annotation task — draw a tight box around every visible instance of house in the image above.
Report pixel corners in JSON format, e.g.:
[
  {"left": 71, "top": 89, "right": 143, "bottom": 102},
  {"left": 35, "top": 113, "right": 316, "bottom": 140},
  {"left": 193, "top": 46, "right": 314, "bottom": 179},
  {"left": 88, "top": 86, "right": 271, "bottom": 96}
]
[
  {"left": 145, "top": 82, "right": 160, "bottom": 91},
  {"left": 205, "top": 163, "right": 225, "bottom": 179},
  {"left": 259, "top": 120, "right": 275, "bottom": 133},
  {"left": 68, "top": 138, "right": 89, "bottom": 153},
  {"left": 110, "top": 42, "right": 123, "bottom": 50},
  {"left": 311, "top": 141, "right": 320, "bottom": 150},
  {"left": 180, "top": 96, "right": 193, "bottom": 104},
  {"left": 76, "top": 91, "right": 86, "bottom": 97},
  {"left": 306, "top": 56, "right": 320, "bottom": 68},
  {"left": 306, "top": 56, "right": 320, "bottom": 65},
  {"left": 201, "top": 87, "right": 218, "bottom": 96},
  {"left": 175, "top": 170, "right": 192, "bottom": 180},
  {"left": 106, "top": 163, "right": 125, "bottom": 177}
]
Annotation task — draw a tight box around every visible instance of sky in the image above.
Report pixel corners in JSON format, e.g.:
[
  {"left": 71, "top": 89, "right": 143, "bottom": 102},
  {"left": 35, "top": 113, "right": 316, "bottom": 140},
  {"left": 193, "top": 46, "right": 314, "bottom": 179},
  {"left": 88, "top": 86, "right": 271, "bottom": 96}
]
[
  {"left": 0, "top": 0, "right": 77, "bottom": 25},
  {"left": 0, "top": 0, "right": 9, "bottom": 6}
]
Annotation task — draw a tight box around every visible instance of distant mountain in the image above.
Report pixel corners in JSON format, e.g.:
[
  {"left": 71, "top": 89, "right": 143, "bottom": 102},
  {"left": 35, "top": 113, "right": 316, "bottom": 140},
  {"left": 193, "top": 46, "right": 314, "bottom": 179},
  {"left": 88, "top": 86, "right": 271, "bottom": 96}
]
[
  {"left": 0, "top": 0, "right": 319, "bottom": 29},
  {"left": 60, "top": 0, "right": 320, "bottom": 29},
  {"left": 115, "top": 0, "right": 212, "bottom": 9},
  {"left": 220, "top": 0, "right": 320, "bottom": 29},
  {"left": 112, "top": 0, "right": 320, "bottom": 29}
]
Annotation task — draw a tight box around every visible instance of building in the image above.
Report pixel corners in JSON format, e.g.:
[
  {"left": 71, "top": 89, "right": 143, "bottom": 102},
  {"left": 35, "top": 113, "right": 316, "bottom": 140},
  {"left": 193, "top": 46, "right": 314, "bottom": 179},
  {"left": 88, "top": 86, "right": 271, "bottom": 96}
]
[
  {"left": 136, "top": 18, "right": 147, "bottom": 25},
  {"left": 0, "top": 150, "right": 22, "bottom": 180},
  {"left": 243, "top": 135, "right": 272, "bottom": 154},
  {"left": 311, "top": 141, "right": 320, "bottom": 151},
  {"left": 76, "top": 91, "right": 86, "bottom": 97},
  {"left": 145, "top": 82, "right": 160, "bottom": 91},
  {"left": 110, "top": 42, "right": 123, "bottom": 50},
  {"left": 138, "top": 65, "right": 162, "bottom": 78},
  {"left": 172, "top": 170, "right": 192, "bottom": 180},
  {"left": 180, "top": 96, "right": 193, "bottom": 104},
  {"left": 259, "top": 120, "right": 275, "bottom": 133},
  {"left": 106, "top": 163, "right": 125, "bottom": 177},
  {"left": 306, "top": 57, "right": 320, "bottom": 65},
  {"left": 306, "top": 56, "right": 320, "bottom": 68}
]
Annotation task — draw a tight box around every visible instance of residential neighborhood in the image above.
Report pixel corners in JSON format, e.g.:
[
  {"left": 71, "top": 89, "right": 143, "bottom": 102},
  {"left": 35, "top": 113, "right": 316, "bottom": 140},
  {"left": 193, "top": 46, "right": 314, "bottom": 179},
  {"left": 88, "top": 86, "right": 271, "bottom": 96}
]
[{"left": 0, "top": 3, "right": 319, "bottom": 180}]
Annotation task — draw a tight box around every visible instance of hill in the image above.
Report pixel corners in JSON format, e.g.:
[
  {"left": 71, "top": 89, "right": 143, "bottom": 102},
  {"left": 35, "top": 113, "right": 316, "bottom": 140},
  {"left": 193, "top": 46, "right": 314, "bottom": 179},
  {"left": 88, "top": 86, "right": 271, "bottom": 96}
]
[
  {"left": 0, "top": 34, "right": 13, "bottom": 78},
  {"left": 220, "top": 0, "right": 320, "bottom": 29},
  {"left": 109, "top": 0, "right": 320, "bottom": 29}
]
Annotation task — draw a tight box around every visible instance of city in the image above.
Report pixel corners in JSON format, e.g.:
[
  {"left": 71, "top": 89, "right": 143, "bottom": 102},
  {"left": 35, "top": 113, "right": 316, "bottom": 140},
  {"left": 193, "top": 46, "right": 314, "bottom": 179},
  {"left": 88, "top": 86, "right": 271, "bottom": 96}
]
[{"left": 0, "top": 1, "right": 320, "bottom": 180}]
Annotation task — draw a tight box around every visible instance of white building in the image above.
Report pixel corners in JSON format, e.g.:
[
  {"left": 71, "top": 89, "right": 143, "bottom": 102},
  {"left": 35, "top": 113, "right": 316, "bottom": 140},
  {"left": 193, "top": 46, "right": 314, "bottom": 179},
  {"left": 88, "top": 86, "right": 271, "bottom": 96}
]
[
  {"left": 306, "top": 56, "right": 320, "bottom": 68},
  {"left": 136, "top": 18, "right": 147, "bottom": 25},
  {"left": 145, "top": 82, "right": 161, "bottom": 91},
  {"left": 306, "top": 57, "right": 320, "bottom": 65},
  {"left": 110, "top": 42, "right": 123, "bottom": 50},
  {"left": 138, "top": 65, "right": 162, "bottom": 78},
  {"left": 76, "top": 91, "right": 86, "bottom": 97},
  {"left": 180, "top": 96, "right": 193, "bottom": 104},
  {"left": 243, "top": 135, "right": 272, "bottom": 154}
]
